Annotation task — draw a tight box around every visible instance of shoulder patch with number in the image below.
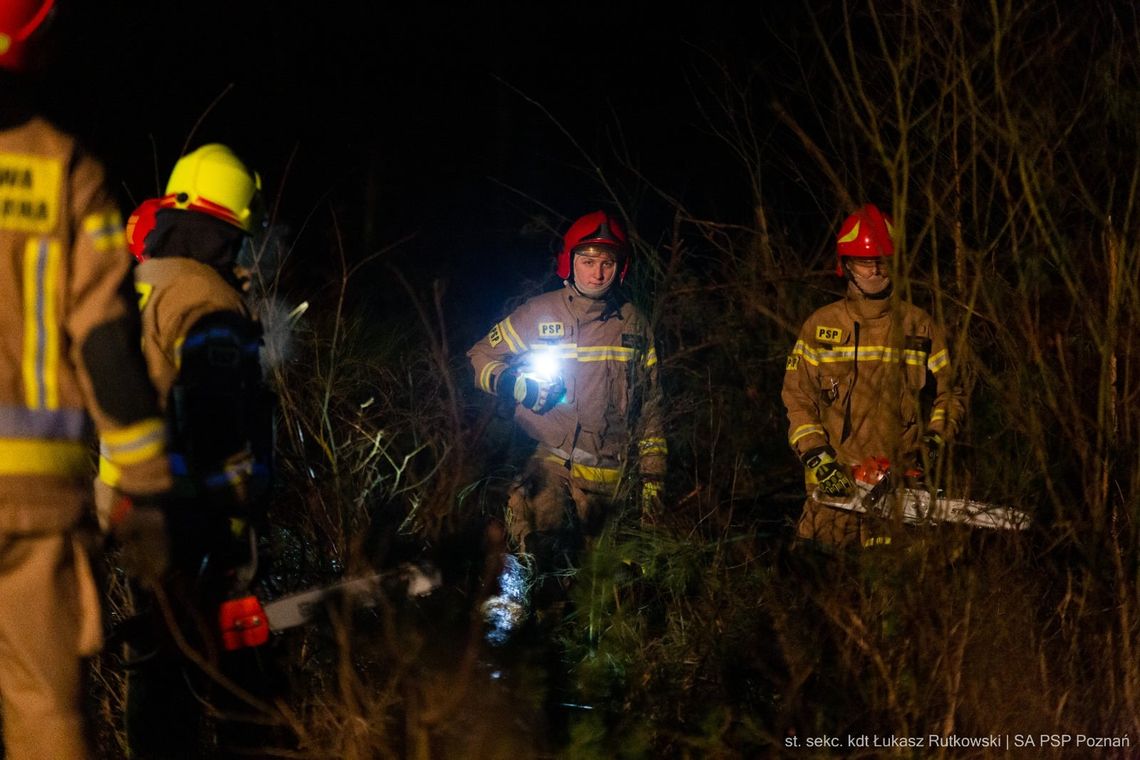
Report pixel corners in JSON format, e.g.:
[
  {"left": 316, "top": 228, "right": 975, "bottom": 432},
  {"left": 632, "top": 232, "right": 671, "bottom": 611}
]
[
  {"left": 487, "top": 324, "right": 503, "bottom": 347},
  {"left": 815, "top": 325, "right": 844, "bottom": 344},
  {"left": 0, "top": 153, "right": 61, "bottom": 233},
  {"left": 538, "top": 321, "right": 564, "bottom": 338},
  {"left": 786, "top": 354, "right": 800, "bottom": 370}
]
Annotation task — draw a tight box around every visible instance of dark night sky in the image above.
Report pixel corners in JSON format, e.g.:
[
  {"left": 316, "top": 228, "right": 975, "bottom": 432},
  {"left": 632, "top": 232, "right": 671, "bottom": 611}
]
[{"left": 37, "top": 1, "right": 806, "bottom": 329}]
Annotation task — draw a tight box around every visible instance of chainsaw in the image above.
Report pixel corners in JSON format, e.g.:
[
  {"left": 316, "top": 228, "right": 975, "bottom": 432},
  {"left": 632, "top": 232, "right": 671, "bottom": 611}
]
[
  {"left": 218, "top": 561, "right": 442, "bottom": 650},
  {"left": 813, "top": 456, "right": 1031, "bottom": 531}
]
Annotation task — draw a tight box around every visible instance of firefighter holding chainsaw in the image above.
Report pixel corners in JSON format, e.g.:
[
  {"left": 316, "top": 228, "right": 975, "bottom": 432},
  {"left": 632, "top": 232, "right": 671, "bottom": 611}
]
[
  {"left": 782, "top": 203, "right": 965, "bottom": 548},
  {"left": 468, "top": 211, "right": 666, "bottom": 626},
  {"left": 0, "top": 1, "right": 173, "bottom": 757},
  {"left": 99, "top": 143, "right": 273, "bottom": 758}
]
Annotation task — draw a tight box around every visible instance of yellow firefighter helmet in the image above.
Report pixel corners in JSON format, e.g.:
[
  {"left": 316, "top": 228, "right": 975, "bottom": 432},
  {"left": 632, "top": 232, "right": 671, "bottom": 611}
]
[{"left": 161, "top": 143, "right": 263, "bottom": 233}]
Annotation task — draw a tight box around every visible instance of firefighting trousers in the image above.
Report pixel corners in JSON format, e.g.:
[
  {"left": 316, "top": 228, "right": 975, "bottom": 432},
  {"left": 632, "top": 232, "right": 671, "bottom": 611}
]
[
  {"left": 796, "top": 497, "right": 869, "bottom": 549},
  {"left": 506, "top": 455, "right": 616, "bottom": 551},
  {"left": 0, "top": 529, "right": 101, "bottom": 760}
]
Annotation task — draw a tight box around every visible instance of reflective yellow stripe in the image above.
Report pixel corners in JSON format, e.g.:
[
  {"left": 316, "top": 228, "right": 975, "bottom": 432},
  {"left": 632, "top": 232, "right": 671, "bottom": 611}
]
[
  {"left": 790, "top": 424, "right": 825, "bottom": 445},
  {"left": 135, "top": 281, "right": 153, "bottom": 311},
  {"left": 645, "top": 346, "right": 658, "bottom": 368},
  {"left": 100, "top": 417, "right": 165, "bottom": 466},
  {"left": 930, "top": 408, "right": 946, "bottom": 423},
  {"left": 794, "top": 340, "right": 819, "bottom": 366},
  {"left": 570, "top": 462, "right": 622, "bottom": 485},
  {"left": 173, "top": 335, "right": 185, "bottom": 370},
  {"left": 501, "top": 316, "right": 528, "bottom": 353},
  {"left": 863, "top": 536, "right": 892, "bottom": 548},
  {"left": 542, "top": 453, "right": 623, "bottom": 485},
  {"left": 545, "top": 343, "right": 579, "bottom": 360},
  {"left": 576, "top": 345, "right": 636, "bottom": 362},
  {"left": 22, "top": 238, "right": 61, "bottom": 409},
  {"left": 98, "top": 455, "right": 122, "bottom": 487},
  {"left": 480, "top": 360, "right": 506, "bottom": 393},
  {"left": 837, "top": 220, "right": 860, "bottom": 245},
  {"left": 901, "top": 349, "right": 927, "bottom": 367},
  {"left": 638, "top": 437, "right": 668, "bottom": 456},
  {"left": 41, "top": 240, "right": 60, "bottom": 408},
  {"left": 0, "top": 439, "right": 89, "bottom": 476},
  {"left": 928, "top": 349, "right": 949, "bottom": 373}
]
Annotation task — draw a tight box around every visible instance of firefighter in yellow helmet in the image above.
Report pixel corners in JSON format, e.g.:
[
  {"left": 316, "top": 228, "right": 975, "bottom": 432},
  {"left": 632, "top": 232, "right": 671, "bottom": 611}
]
[
  {"left": 781, "top": 204, "right": 965, "bottom": 548},
  {"left": 98, "top": 143, "right": 272, "bottom": 757},
  {"left": 467, "top": 211, "right": 667, "bottom": 636},
  {"left": 0, "top": 2, "right": 172, "bottom": 758}
]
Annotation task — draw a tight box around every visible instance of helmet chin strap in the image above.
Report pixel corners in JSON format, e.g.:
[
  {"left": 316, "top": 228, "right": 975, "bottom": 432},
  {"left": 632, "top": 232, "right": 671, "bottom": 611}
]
[
  {"left": 845, "top": 265, "right": 893, "bottom": 300},
  {"left": 567, "top": 278, "right": 614, "bottom": 300},
  {"left": 852, "top": 277, "right": 893, "bottom": 300}
]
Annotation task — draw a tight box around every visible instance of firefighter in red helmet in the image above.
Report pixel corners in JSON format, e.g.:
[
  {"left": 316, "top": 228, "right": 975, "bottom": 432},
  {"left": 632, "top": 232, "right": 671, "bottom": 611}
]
[
  {"left": 468, "top": 210, "right": 667, "bottom": 634},
  {"left": 781, "top": 203, "right": 965, "bottom": 548},
  {"left": 0, "top": 2, "right": 172, "bottom": 758}
]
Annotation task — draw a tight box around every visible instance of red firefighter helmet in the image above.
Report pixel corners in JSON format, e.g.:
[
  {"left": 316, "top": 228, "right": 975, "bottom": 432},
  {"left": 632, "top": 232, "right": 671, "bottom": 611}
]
[
  {"left": 125, "top": 198, "right": 162, "bottom": 262},
  {"left": 0, "top": 0, "right": 54, "bottom": 71},
  {"left": 557, "top": 210, "right": 631, "bottom": 282},
  {"left": 835, "top": 203, "right": 894, "bottom": 276}
]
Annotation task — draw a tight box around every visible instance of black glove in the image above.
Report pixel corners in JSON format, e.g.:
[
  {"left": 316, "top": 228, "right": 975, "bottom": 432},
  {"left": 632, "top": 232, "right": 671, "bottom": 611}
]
[
  {"left": 497, "top": 369, "right": 564, "bottom": 413},
  {"left": 109, "top": 495, "right": 171, "bottom": 586},
  {"left": 916, "top": 431, "right": 944, "bottom": 474},
  {"left": 802, "top": 445, "right": 856, "bottom": 498}
]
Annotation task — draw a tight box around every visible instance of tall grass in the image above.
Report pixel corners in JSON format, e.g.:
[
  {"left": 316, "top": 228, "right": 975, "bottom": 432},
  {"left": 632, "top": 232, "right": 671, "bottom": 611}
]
[{"left": 88, "top": 1, "right": 1140, "bottom": 757}]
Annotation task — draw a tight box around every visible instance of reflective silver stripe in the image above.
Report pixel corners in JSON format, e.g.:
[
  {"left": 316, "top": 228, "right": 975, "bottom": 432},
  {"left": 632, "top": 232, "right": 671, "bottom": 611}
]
[
  {"left": 0, "top": 405, "right": 88, "bottom": 439},
  {"left": 928, "top": 349, "right": 950, "bottom": 372},
  {"left": 545, "top": 446, "right": 620, "bottom": 469}
]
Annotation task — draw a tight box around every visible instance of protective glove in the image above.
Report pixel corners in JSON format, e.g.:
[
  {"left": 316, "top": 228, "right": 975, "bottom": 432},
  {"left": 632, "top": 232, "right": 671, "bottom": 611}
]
[
  {"left": 109, "top": 495, "right": 171, "bottom": 586},
  {"left": 640, "top": 477, "right": 664, "bottom": 524},
  {"left": 511, "top": 373, "right": 565, "bottom": 413},
  {"left": 915, "top": 431, "right": 945, "bottom": 475},
  {"left": 802, "top": 445, "right": 856, "bottom": 498}
]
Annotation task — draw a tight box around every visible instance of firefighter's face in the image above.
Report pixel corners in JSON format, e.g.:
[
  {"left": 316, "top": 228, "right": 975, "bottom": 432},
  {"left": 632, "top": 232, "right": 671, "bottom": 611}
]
[
  {"left": 847, "top": 256, "right": 890, "bottom": 294},
  {"left": 573, "top": 246, "right": 619, "bottom": 291}
]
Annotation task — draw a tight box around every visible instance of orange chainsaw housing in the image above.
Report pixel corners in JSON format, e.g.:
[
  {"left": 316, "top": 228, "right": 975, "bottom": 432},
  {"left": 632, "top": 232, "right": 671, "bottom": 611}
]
[{"left": 219, "top": 595, "right": 270, "bottom": 650}]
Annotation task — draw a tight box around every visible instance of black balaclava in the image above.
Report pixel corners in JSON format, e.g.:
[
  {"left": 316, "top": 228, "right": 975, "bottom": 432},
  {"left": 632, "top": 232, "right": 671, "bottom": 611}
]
[{"left": 144, "top": 209, "right": 246, "bottom": 289}]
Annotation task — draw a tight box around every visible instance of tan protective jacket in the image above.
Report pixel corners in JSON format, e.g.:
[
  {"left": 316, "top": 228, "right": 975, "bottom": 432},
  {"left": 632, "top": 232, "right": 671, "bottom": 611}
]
[
  {"left": 0, "top": 116, "right": 169, "bottom": 531},
  {"left": 782, "top": 284, "right": 964, "bottom": 468},
  {"left": 468, "top": 284, "right": 666, "bottom": 491},
  {"left": 133, "top": 257, "right": 250, "bottom": 402},
  {"left": 96, "top": 257, "right": 252, "bottom": 501}
]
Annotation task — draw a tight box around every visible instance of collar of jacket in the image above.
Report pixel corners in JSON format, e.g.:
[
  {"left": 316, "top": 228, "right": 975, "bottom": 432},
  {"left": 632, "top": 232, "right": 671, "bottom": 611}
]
[
  {"left": 845, "top": 280, "right": 893, "bottom": 321},
  {"left": 562, "top": 281, "right": 627, "bottom": 322}
]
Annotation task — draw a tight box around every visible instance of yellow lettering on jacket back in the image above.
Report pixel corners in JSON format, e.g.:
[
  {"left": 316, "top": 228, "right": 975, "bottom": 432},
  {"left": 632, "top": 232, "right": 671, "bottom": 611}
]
[{"left": 0, "top": 153, "right": 60, "bottom": 233}]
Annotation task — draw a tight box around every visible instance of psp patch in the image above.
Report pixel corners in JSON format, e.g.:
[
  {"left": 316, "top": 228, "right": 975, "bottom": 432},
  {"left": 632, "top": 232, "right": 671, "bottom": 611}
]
[
  {"left": 815, "top": 325, "right": 844, "bottom": 344},
  {"left": 487, "top": 324, "right": 503, "bottom": 347},
  {"left": 538, "top": 321, "right": 565, "bottom": 338}
]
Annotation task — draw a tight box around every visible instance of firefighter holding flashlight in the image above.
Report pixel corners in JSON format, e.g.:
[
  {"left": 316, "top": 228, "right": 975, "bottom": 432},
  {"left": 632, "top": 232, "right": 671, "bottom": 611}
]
[
  {"left": 468, "top": 210, "right": 666, "bottom": 624},
  {"left": 782, "top": 203, "right": 965, "bottom": 548}
]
